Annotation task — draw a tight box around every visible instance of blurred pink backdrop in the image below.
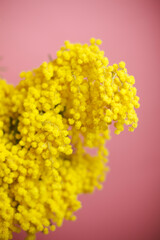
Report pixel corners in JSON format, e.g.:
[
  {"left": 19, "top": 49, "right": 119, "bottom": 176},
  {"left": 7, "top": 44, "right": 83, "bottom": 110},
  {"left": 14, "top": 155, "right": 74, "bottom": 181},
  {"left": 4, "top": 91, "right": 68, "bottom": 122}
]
[{"left": 0, "top": 0, "right": 160, "bottom": 239}]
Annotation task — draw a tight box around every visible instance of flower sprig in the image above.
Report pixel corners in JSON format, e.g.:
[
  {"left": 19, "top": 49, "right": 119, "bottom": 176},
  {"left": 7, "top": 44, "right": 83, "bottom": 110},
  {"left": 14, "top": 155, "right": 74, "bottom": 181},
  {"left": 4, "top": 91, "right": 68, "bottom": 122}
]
[{"left": 0, "top": 38, "right": 139, "bottom": 240}]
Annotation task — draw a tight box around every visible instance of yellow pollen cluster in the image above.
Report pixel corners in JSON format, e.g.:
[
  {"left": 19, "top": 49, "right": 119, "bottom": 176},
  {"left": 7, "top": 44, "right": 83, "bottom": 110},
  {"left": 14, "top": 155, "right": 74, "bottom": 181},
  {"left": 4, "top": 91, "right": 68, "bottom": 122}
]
[{"left": 0, "top": 38, "right": 140, "bottom": 240}]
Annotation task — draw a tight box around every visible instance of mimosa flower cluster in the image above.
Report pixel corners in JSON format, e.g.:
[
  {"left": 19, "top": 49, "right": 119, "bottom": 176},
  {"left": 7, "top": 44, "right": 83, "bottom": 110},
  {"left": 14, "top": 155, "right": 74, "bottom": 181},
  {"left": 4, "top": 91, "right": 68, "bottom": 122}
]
[{"left": 0, "top": 38, "right": 140, "bottom": 240}]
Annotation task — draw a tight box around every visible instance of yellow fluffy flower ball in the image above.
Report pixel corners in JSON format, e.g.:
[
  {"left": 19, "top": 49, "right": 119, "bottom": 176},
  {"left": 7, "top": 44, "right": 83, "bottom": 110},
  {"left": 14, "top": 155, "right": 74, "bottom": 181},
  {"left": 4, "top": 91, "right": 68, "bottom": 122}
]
[{"left": 0, "top": 38, "right": 140, "bottom": 240}]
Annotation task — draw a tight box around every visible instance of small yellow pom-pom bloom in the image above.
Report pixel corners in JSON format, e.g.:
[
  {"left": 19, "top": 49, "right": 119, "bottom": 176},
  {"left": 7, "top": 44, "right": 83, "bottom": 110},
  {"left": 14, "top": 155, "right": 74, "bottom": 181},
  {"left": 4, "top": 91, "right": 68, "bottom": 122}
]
[
  {"left": 90, "top": 38, "right": 96, "bottom": 44},
  {"left": 96, "top": 39, "right": 102, "bottom": 45}
]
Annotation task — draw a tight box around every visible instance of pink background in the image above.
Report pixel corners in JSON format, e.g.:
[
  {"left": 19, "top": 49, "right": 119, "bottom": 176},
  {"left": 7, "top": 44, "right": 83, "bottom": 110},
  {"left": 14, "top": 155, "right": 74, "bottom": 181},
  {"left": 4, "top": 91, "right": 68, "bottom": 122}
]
[{"left": 0, "top": 0, "right": 160, "bottom": 239}]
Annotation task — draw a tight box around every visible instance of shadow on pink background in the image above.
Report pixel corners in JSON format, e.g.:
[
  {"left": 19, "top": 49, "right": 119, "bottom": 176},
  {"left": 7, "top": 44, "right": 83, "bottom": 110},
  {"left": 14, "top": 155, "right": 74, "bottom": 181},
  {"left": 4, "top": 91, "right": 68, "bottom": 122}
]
[{"left": 0, "top": 0, "right": 160, "bottom": 239}]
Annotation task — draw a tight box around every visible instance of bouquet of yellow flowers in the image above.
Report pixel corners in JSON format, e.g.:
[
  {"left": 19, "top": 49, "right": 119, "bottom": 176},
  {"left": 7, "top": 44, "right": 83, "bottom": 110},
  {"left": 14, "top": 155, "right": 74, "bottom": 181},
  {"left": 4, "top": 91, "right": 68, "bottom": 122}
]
[{"left": 0, "top": 38, "right": 140, "bottom": 240}]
